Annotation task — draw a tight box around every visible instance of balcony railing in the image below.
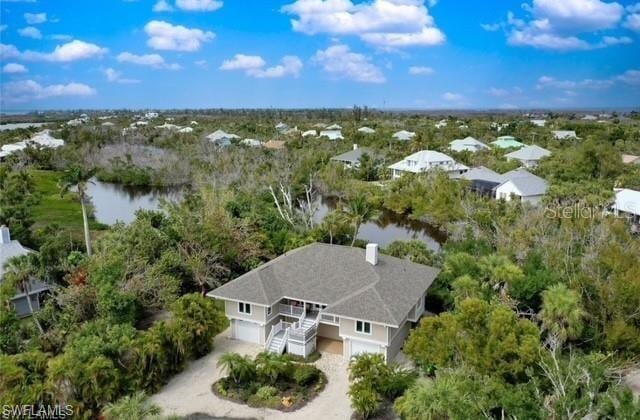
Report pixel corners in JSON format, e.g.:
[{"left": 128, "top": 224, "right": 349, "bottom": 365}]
[
  {"left": 278, "top": 303, "right": 304, "bottom": 318},
  {"left": 320, "top": 313, "right": 339, "bottom": 325}
]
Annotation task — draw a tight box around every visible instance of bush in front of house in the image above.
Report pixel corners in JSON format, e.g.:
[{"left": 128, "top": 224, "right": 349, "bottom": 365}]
[
  {"left": 214, "top": 351, "right": 327, "bottom": 411},
  {"left": 347, "top": 353, "right": 418, "bottom": 419}
]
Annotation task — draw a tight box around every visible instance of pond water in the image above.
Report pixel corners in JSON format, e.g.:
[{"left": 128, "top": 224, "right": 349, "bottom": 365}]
[
  {"left": 85, "top": 178, "right": 183, "bottom": 225},
  {"left": 0, "top": 122, "right": 48, "bottom": 131},
  {"left": 315, "top": 195, "right": 445, "bottom": 250},
  {"left": 84, "top": 180, "right": 444, "bottom": 250}
]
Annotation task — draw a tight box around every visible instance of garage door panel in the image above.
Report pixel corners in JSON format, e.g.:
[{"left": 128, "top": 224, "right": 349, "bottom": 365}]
[
  {"left": 349, "top": 339, "right": 381, "bottom": 357},
  {"left": 235, "top": 320, "right": 260, "bottom": 344}
]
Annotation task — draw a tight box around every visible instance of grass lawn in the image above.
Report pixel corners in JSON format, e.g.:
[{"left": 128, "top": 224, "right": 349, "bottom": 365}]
[{"left": 29, "top": 170, "right": 107, "bottom": 238}]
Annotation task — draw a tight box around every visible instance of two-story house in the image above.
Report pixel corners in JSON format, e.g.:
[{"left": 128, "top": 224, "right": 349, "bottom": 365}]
[
  {"left": 208, "top": 243, "right": 439, "bottom": 362},
  {"left": 388, "top": 150, "right": 468, "bottom": 179}
]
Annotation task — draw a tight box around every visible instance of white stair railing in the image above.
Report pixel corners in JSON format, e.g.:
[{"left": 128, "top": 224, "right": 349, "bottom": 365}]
[{"left": 265, "top": 320, "right": 284, "bottom": 351}]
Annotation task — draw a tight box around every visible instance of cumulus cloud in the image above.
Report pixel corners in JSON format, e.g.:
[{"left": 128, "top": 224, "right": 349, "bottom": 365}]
[
  {"left": 536, "top": 75, "right": 614, "bottom": 90},
  {"left": 624, "top": 10, "right": 640, "bottom": 32},
  {"left": 2, "top": 63, "right": 28, "bottom": 74},
  {"left": 488, "top": 87, "right": 510, "bottom": 97},
  {"left": 408, "top": 66, "right": 434, "bottom": 75},
  {"left": 175, "top": 0, "right": 223, "bottom": 11},
  {"left": 24, "top": 12, "right": 47, "bottom": 24},
  {"left": 2, "top": 79, "right": 96, "bottom": 103},
  {"left": 312, "top": 44, "right": 385, "bottom": 83},
  {"left": 18, "top": 26, "right": 42, "bottom": 39},
  {"left": 616, "top": 69, "right": 640, "bottom": 85},
  {"left": 442, "top": 92, "right": 463, "bottom": 101},
  {"left": 104, "top": 68, "right": 140, "bottom": 84},
  {"left": 481, "top": 23, "right": 501, "bottom": 31},
  {"left": 282, "top": 0, "right": 445, "bottom": 48},
  {"left": 153, "top": 0, "right": 174, "bottom": 12},
  {"left": 117, "top": 51, "right": 181, "bottom": 69},
  {"left": 144, "top": 20, "right": 215, "bottom": 51},
  {"left": 22, "top": 40, "right": 107, "bottom": 62},
  {"left": 51, "top": 34, "right": 73, "bottom": 41},
  {"left": 1, "top": 44, "right": 21, "bottom": 60},
  {"left": 220, "top": 54, "right": 302, "bottom": 78},
  {"left": 506, "top": 0, "right": 626, "bottom": 51}
]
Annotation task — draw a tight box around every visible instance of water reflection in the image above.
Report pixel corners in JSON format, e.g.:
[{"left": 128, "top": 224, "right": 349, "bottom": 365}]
[{"left": 315, "top": 195, "right": 445, "bottom": 250}]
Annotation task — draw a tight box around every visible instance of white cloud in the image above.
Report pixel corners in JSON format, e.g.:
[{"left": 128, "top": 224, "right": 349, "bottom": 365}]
[
  {"left": 624, "top": 13, "right": 640, "bottom": 32},
  {"left": 116, "top": 51, "right": 181, "bottom": 70},
  {"left": 18, "top": 26, "right": 42, "bottom": 39},
  {"left": 282, "top": 0, "right": 445, "bottom": 48},
  {"left": 616, "top": 69, "right": 640, "bottom": 85},
  {"left": 312, "top": 44, "right": 385, "bottom": 83},
  {"left": 2, "top": 80, "right": 96, "bottom": 103},
  {"left": 2, "top": 63, "right": 28, "bottom": 74},
  {"left": 220, "top": 54, "right": 302, "bottom": 78},
  {"left": 481, "top": 23, "right": 501, "bottom": 31},
  {"left": 0, "top": 25, "right": 8, "bottom": 32},
  {"left": 24, "top": 12, "right": 47, "bottom": 24},
  {"left": 442, "top": 92, "right": 463, "bottom": 101},
  {"left": 153, "top": 0, "right": 174, "bottom": 12},
  {"left": 194, "top": 59, "right": 208, "bottom": 68},
  {"left": 600, "top": 35, "right": 632, "bottom": 46},
  {"left": 408, "top": 65, "right": 434, "bottom": 75},
  {"left": 536, "top": 75, "right": 614, "bottom": 90},
  {"left": 22, "top": 40, "right": 107, "bottom": 62},
  {"left": 506, "top": 0, "right": 626, "bottom": 51},
  {"left": 51, "top": 34, "right": 73, "bottom": 41},
  {"left": 175, "top": 0, "right": 223, "bottom": 11},
  {"left": 1, "top": 44, "right": 21, "bottom": 60},
  {"left": 144, "top": 20, "right": 215, "bottom": 51},
  {"left": 104, "top": 68, "right": 140, "bottom": 84},
  {"left": 488, "top": 87, "right": 509, "bottom": 97}
]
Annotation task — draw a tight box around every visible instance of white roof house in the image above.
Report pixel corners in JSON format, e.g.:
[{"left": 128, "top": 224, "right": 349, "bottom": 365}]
[
  {"left": 178, "top": 127, "right": 193, "bottom": 133},
  {"left": 319, "top": 130, "right": 344, "bottom": 140},
  {"left": 435, "top": 119, "right": 447, "bottom": 129},
  {"left": 326, "top": 123, "right": 342, "bottom": 130},
  {"left": 392, "top": 130, "right": 416, "bottom": 141},
  {"left": 388, "top": 150, "right": 469, "bottom": 178},
  {"left": 610, "top": 189, "right": 640, "bottom": 222},
  {"left": 301, "top": 130, "right": 317, "bottom": 137},
  {"left": 505, "top": 145, "right": 552, "bottom": 168},
  {"left": 101, "top": 122, "right": 115, "bottom": 127},
  {"left": 582, "top": 115, "right": 597, "bottom": 121},
  {"left": 552, "top": 130, "right": 578, "bottom": 140},
  {"left": 530, "top": 119, "right": 546, "bottom": 127},
  {"left": 358, "top": 126, "right": 376, "bottom": 134},
  {"left": 241, "top": 138, "right": 263, "bottom": 147},
  {"left": 449, "top": 136, "right": 489, "bottom": 153},
  {"left": 0, "top": 130, "right": 65, "bottom": 159},
  {"left": 190, "top": 121, "right": 199, "bottom": 126},
  {"left": 207, "top": 129, "right": 240, "bottom": 145},
  {"left": 495, "top": 169, "right": 548, "bottom": 205},
  {"left": 156, "top": 123, "right": 181, "bottom": 130},
  {"left": 276, "top": 122, "right": 289, "bottom": 132}
]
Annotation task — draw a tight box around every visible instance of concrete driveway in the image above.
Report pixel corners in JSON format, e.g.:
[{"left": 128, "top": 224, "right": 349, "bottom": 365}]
[{"left": 151, "top": 328, "right": 352, "bottom": 420}]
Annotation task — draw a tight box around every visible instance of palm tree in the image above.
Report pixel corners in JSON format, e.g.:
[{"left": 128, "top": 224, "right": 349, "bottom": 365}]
[
  {"left": 102, "top": 392, "right": 161, "bottom": 420},
  {"left": 255, "top": 351, "right": 288, "bottom": 383},
  {"left": 58, "top": 166, "right": 95, "bottom": 257},
  {"left": 539, "top": 283, "right": 585, "bottom": 348},
  {"left": 217, "top": 352, "right": 256, "bottom": 384},
  {"left": 344, "top": 194, "right": 376, "bottom": 246},
  {"left": 3, "top": 254, "right": 44, "bottom": 334}
]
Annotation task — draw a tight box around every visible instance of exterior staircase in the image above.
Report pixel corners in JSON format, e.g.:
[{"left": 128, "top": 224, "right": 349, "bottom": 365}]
[{"left": 267, "top": 331, "right": 286, "bottom": 353}]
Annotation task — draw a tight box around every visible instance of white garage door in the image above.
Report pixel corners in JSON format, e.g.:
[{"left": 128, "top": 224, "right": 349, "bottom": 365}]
[
  {"left": 235, "top": 320, "right": 260, "bottom": 344},
  {"left": 349, "top": 339, "right": 381, "bottom": 357}
]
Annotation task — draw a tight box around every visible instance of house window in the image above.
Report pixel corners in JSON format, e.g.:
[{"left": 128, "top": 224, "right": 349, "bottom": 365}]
[
  {"left": 238, "top": 302, "right": 251, "bottom": 315},
  {"left": 267, "top": 306, "right": 272, "bottom": 316},
  {"left": 356, "top": 320, "right": 372, "bottom": 335}
]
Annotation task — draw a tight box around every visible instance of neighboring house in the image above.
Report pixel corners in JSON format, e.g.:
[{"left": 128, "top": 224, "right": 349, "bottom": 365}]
[
  {"left": 241, "top": 138, "right": 263, "bottom": 147},
  {"left": 330, "top": 144, "right": 379, "bottom": 169},
  {"left": 495, "top": 169, "right": 548, "bottom": 205},
  {"left": 392, "top": 130, "right": 416, "bottom": 141},
  {"left": 144, "top": 112, "right": 159, "bottom": 119},
  {"left": 505, "top": 145, "right": 552, "bottom": 168},
  {"left": 208, "top": 243, "right": 440, "bottom": 361},
  {"left": 581, "top": 114, "right": 597, "bottom": 121},
  {"left": 156, "top": 123, "right": 181, "bottom": 130},
  {"left": 491, "top": 136, "right": 524, "bottom": 149},
  {"left": 101, "top": 122, "right": 115, "bottom": 127},
  {"left": 455, "top": 166, "right": 505, "bottom": 196},
  {"left": 319, "top": 130, "right": 344, "bottom": 141},
  {"left": 552, "top": 130, "right": 578, "bottom": 140},
  {"left": 434, "top": 119, "right": 447, "bottom": 129},
  {"left": 276, "top": 122, "right": 289, "bottom": 134},
  {"left": 0, "top": 130, "right": 65, "bottom": 160},
  {"left": 530, "top": 119, "right": 546, "bottom": 127},
  {"left": 622, "top": 154, "right": 640, "bottom": 165},
  {"left": 610, "top": 188, "right": 640, "bottom": 230},
  {"left": 264, "top": 140, "right": 285, "bottom": 150},
  {"left": 449, "top": 136, "right": 489, "bottom": 153},
  {"left": 388, "top": 150, "right": 469, "bottom": 178},
  {"left": 207, "top": 129, "right": 240, "bottom": 146},
  {"left": 358, "top": 126, "right": 376, "bottom": 134},
  {"left": 190, "top": 121, "right": 199, "bottom": 126},
  {"left": 178, "top": 127, "right": 193, "bottom": 133},
  {"left": 326, "top": 123, "right": 342, "bottom": 130},
  {"left": 0, "top": 226, "right": 50, "bottom": 318},
  {"left": 301, "top": 130, "right": 317, "bottom": 137}
]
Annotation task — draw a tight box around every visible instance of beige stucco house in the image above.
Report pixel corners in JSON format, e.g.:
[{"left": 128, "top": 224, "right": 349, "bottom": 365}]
[{"left": 208, "top": 243, "right": 439, "bottom": 362}]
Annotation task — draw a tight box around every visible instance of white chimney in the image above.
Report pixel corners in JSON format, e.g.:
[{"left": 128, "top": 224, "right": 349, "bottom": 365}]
[
  {"left": 365, "top": 243, "right": 378, "bottom": 265},
  {"left": 0, "top": 225, "right": 10, "bottom": 244},
  {"left": 353, "top": 144, "right": 358, "bottom": 150}
]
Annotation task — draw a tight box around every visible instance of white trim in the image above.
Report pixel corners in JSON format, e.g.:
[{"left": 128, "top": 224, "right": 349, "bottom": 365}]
[
  {"left": 206, "top": 294, "right": 269, "bottom": 307},
  {"left": 339, "top": 334, "right": 387, "bottom": 346},
  {"left": 227, "top": 316, "right": 265, "bottom": 327},
  {"left": 326, "top": 312, "right": 399, "bottom": 328}
]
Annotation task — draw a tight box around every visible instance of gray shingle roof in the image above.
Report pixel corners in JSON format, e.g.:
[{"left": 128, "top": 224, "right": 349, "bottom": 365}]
[
  {"left": 330, "top": 147, "right": 378, "bottom": 164},
  {"left": 458, "top": 166, "right": 504, "bottom": 183},
  {"left": 505, "top": 145, "right": 551, "bottom": 161},
  {"left": 499, "top": 169, "right": 548, "bottom": 196},
  {"left": 208, "top": 243, "right": 440, "bottom": 326}
]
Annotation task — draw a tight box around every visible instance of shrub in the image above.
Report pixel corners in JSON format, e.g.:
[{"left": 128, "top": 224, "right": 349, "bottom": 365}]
[
  {"left": 255, "top": 385, "right": 278, "bottom": 400},
  {"left": 293, "top": 364, "right": 320, "bottom": 386},
  {"left": 348, "top": 381, "right": 381, "bottom": 419}
]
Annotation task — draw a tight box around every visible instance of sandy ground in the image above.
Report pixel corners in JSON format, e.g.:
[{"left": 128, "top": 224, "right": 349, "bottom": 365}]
[
  {"left": 151, "top": 328, "right": 352, "bottom": 420},
  {"left": 625, "top": 369, "right": 640, "bottom": 398}
]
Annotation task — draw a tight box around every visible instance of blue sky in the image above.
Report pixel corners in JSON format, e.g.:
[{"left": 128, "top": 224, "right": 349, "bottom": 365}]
[{"left": 1, "top": 0, "right": 639, "bottom": 110}]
